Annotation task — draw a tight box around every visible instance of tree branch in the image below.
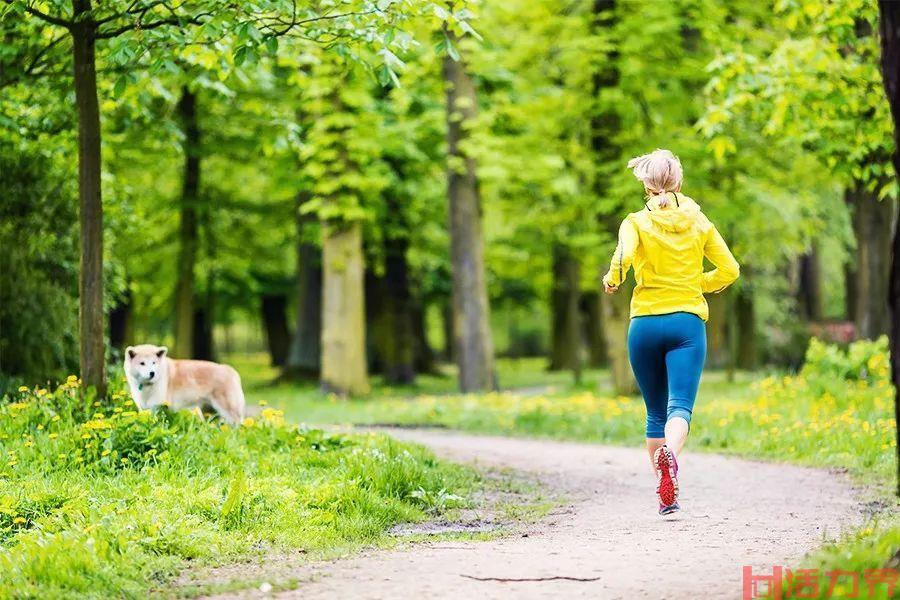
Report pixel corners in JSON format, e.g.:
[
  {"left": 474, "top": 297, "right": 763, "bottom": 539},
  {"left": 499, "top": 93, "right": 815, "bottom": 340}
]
[
  {"left": 254, "top": 8, "right": 382, "bottom": 38},
  {"left": 9, "top": 1, "right": 75, "bottom": 28},
  {"left": 93, "top": 0, "right": 161, "bottom": 26},
  {"left": 95, "top": 11, "right": 211, "bottom": 39}
]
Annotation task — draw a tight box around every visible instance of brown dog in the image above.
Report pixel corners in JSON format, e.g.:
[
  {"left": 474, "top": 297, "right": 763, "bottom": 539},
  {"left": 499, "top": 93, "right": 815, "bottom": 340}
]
[{"left": 123, "top": 344, "right": 245, "bottom": 424}]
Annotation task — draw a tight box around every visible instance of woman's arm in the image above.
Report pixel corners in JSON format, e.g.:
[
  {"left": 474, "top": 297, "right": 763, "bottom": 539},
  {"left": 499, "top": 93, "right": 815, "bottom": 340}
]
[
  {"left": 602, "top": 218, "right": 639, "bottom": 290},
  {"left": 701, "top": 225, "right": 740, "bottom": 293}
]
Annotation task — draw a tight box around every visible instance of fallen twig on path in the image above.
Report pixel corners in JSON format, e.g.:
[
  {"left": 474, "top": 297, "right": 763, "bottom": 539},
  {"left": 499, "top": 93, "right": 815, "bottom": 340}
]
[{"left": 460, "top": 574, "right": 601, "bottom": 583}]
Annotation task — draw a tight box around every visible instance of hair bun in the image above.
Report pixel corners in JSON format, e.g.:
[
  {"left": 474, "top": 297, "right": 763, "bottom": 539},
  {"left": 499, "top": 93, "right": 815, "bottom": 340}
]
[{"left": 626, "top": 149, "right": 683, "bottom": 200}]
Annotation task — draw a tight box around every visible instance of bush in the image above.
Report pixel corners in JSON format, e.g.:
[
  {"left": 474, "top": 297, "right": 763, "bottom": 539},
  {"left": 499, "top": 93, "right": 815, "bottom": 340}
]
[
  {"left": 0, "top": 147, "right": 79, "bottom": 388},
  {"left": 801, "top": 336, "right": 890, "bottom": 384}
]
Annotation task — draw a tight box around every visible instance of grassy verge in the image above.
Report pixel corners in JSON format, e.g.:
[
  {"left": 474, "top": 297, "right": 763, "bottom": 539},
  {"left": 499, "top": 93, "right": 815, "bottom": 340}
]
[{"left": 0, "top": 378, "right": 482, "bottom": 599}]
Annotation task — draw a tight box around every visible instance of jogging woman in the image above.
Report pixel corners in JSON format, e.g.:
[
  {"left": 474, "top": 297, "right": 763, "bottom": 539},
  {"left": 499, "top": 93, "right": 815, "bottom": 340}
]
[{"left": 602, "top": 149, "right": 740, "bottom": 516}]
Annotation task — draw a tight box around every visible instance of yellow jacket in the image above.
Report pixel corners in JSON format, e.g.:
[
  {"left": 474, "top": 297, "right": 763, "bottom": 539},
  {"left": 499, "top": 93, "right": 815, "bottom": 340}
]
[{"left": 602, "top": 192, "right": 740, "bottom": 321}]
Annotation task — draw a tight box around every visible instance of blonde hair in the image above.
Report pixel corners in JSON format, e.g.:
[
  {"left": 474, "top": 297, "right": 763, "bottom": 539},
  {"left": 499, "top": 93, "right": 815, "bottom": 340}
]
[{"left": 626, "top": 149, "right": 683, "bottom": 208}]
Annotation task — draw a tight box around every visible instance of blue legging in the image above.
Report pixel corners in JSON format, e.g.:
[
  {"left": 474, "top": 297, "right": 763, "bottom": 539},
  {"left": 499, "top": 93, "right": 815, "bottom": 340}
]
[{"left": 627, "top": 312, "right": 707, "bottom": 438}]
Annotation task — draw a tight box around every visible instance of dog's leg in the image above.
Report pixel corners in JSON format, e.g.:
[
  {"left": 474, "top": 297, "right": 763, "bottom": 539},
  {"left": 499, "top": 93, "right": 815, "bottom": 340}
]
[
  {"left": 209, "top": 388, "right": 244, "bottom": 425},
  {"left": 127, "top": 382, "right": 144, "bottom": 410},
  {"left": 209, "top": 399, "right": 240, "bottom": 424}
]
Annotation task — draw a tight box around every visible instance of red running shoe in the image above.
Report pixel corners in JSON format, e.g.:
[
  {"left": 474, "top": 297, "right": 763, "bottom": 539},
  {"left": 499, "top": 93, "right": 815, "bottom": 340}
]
[{"left": 654, "top": 445, "right": 679, "bottom": 511}]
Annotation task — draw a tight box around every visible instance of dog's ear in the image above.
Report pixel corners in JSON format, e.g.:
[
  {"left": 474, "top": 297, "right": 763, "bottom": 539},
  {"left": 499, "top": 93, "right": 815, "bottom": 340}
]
[
  {"left": 126, "top": 346, "right": 136, "bottom": 360},
  {"left": 156, "top": 346, "right": 168, "bottom": 358}
]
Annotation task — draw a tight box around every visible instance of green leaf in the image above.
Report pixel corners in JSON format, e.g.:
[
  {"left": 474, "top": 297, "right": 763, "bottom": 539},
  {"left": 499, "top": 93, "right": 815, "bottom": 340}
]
[
  {"left": 113, "top": 76, "right": 127, "bottom": 98},
  {"left": 444, "top": 35, "right": 460, "bottom": 61},
  {"left": 233, "top": 46, "right": 249, "bottom": 67}
]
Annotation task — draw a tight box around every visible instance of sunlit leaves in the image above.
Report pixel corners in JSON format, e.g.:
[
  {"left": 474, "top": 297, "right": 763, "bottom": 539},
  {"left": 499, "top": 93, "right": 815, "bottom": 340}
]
[{"left": 702, "top": 0, "right": 893, "bottom": 194}]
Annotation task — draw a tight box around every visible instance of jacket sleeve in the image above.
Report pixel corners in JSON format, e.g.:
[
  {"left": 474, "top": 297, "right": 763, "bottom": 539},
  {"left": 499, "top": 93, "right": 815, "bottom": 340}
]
[
  {"left": 701, "top": 225, "right": 740, "bottom": 293},
  {"left": 603, "top": 218, "right": 639, "bottom": 288}
]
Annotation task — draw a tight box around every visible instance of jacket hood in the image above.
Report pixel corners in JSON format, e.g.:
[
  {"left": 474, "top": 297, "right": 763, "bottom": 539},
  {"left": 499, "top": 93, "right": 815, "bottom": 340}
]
[{"left": 644, "top": 193, "right": 701, "bottom": 233}]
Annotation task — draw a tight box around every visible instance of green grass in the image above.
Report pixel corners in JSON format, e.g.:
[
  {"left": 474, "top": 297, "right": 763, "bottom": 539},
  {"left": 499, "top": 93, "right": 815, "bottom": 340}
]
[
  {"left": 0, "top": 378, "right": 482, "bottom": 599},
  {"left": 789, "top": 520, "right": 900, "bottom": 600}
]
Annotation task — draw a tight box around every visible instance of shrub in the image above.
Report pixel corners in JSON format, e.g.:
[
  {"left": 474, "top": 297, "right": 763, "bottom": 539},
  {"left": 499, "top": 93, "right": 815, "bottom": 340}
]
[
  {"left": 0, "top": 147, "right": 80, "bottom": 388},
  {"left": 801, "top": 336, "right": 890, "bottom": 384}
]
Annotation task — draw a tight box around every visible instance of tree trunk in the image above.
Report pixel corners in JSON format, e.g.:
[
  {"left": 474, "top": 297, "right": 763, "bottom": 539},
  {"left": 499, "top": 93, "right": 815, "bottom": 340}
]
[
  {"left": 412, "top": 295, "right": 436, "bottom": 374},
  {"left": 706, "top": 292, "right": 730, "bottom": 368},
  {"left": 847, "top": 185, "right": 894, "bottom": 339},
  {"left": 192, "top": 305, "right": 214, "bottom": 361},
  {"left": 876, "top": 0, "right": 900, "bottom": 496},
  {"left": 442, "top": 299, "right": 454, "bottom": 362},
  {"left": 797, "top": 244, "right": 823, "bottom": 322},
  {"left": 601, "top": 279, "right": 636, "bottom": 394},
  {"left": 71, "top": 8, "right": 105, "bottom": 394},
  {"left": 366, "top": 192, "right": 417, "bottom": 384},
  {"left": 549, "top": 245, "right": 581, "bottom": 373},
  {"left": 320, "top": 221, "right": 369, "bottom": 395},
  {"left": 380, "top": 231, "right": 416, "bottom": 384},
  {"left": 590, "top": 0, "right": 629, "bottom": 392},
  {"left": 735, "top": 287, "right": 757, "bottom": 370},
  {"left": 174, "top": 87, "right": 201, "bottom": 358},
  {"left": 844, "top": 189, "right": 859, "bottom": 322},
  {"left": 108, "top": 288, "right": 132, "bottom": 355},
  {"left": 365, "top": 269, "right": 384, "bottom": 373},
  {"left": 261, "top": 294, "right": 290, "bottom": 367},
  {"left": 443, "top": 44, "right": 496, "bottom": 392},
  {"left": 285, "top": 202, "right": 322, "bottom": 379},
  {"left": 581, "top": 291, "right": 608, "bottom": 367},
  {"left": 194, "top": 202, "right": 216, "bottom": 362}
]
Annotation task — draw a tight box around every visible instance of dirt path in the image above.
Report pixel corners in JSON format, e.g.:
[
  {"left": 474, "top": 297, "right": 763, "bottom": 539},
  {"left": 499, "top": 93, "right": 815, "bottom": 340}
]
[{"left": 209, "top": 429, "right": 864, "bottom": 600}]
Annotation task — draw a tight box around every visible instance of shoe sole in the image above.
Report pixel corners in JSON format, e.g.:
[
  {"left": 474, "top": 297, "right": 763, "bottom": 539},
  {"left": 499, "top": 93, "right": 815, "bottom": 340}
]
[
  {"left": 659, "top": 502, "right": 680, "bottom": 516},
  {"left": 655, "top": 446, "right": 679, "bottom": 507}
]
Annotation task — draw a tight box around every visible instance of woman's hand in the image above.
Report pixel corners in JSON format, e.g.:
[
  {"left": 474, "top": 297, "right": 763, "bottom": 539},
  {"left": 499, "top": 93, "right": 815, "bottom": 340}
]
[{"left": 604, "top": 279, "right": 618, "bottom": 294}]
